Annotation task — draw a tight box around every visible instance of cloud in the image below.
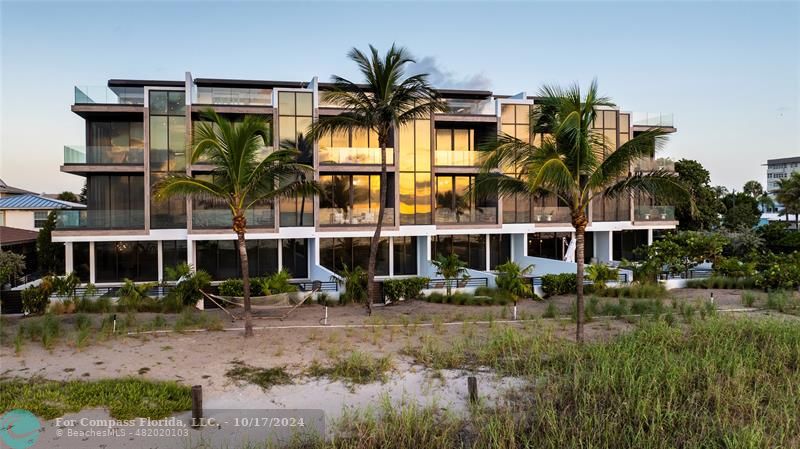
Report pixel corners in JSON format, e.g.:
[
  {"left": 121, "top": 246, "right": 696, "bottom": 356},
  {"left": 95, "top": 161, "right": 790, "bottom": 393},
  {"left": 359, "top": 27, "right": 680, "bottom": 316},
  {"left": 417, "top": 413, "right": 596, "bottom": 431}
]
[{"left": 407, "top": 56, "right": 491, "bottom": 90}]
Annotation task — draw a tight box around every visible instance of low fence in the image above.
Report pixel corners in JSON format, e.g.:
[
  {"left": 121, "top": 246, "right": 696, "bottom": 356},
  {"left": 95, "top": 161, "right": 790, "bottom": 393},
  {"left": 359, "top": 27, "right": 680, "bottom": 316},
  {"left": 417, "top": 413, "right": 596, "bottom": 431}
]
[
  {"left": 424, "top": 277, "right": 489, "bottom": 289},
  {"left": 529, "top": 272, "right": 631, "bottom": 287},
  {"left": 658, "top": 268, "right": 713, "bottom": 281}
]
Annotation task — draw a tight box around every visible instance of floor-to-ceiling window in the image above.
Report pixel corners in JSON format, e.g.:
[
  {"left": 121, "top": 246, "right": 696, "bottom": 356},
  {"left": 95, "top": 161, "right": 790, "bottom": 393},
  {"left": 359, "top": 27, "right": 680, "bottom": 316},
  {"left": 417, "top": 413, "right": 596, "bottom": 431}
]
[
  {"left": 282, "top": 239, "right": 308, "bottom": 278},
  {"left": 196, "top": 239, "right": 279, "bottom": 280},
  {"left": 613, "top": 230, "right": 648, "bottom": 261},
  {"left": 149, "top": 90, "right": 187, "bottom": 229},
  {"left": 162, "top": 240, "right": 187, "bottom": 277},
  {"left": 393, "top": 236, "right": 417, "bottom": 275},
  {"left": 527, "top": 232, "right": 572, "bottom": 261},
  {"left": 278, "top": 91, "right": 314, "bottom": 227},
  {"left": 72, "top": 242, "right": 90, "bottom": 282},
  {"left": 432, "top": 234, "right": 486, "bottom": 270},
  {"left": 95, "top": 241, "right": 158, "bottom": 283},
  {"left": 319, "top": 237, "right": 389, "bottom": 275},
  {"left": 319, "top": 174, "right": 394, "bottom": 226},
  {"left": 435, "top": 175, "right": 496, "bottom": 224},
  {"left": 86, "top": 175, "right": 145, "bottom": 228},
  {"left": 87, "top": 121, "right": 144, "bottom": 164},
  {"left": 399, "top": 118, "right": 432, "bottom": 225},
  {"left": 489, "top": 234, "right": 512, "bottom": 270}
]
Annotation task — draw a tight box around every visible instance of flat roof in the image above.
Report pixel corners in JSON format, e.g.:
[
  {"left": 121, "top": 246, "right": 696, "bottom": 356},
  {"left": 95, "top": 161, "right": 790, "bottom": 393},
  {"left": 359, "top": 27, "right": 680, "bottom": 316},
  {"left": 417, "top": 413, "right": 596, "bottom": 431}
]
[
  {"left": 766, "top": 156, "right": 800, "bottom": 165},
  {"left": 108, "top": 79, "right": 184, "bottom": 88}
]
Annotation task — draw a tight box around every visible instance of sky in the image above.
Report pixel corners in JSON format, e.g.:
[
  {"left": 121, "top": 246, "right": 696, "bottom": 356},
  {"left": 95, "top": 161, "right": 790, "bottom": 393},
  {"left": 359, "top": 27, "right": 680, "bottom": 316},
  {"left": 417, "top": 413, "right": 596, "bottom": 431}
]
[{"left": 1, "top": 0, "right": 798, "bottom": 194}]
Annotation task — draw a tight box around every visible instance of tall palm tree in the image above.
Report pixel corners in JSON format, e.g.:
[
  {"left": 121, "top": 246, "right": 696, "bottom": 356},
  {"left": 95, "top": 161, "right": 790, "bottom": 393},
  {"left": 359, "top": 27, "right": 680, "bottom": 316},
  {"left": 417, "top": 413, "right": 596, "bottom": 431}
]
[
  {"left": 309, "top": 44, "right": 446, "bottom": 313},
  {"left": 477, "top": 81, "right": 690, "bottom": 342},
  {"left": 154, "top": 110, "right": 318, "bottom": 337},
  {"left": 775, "top": 172, "right": 800, "bottom": 228}
]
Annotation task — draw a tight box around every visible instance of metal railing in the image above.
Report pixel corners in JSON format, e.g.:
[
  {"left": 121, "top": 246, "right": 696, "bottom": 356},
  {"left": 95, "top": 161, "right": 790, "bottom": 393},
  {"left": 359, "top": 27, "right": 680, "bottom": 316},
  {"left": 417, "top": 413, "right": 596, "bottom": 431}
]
[
  {"left": 64, "top": 145, "right": 144, "bottom": 165},
  {"left": 658, "top": 268, "right": 713, "bottom": 280},
  {"left": 425, "top": 277, "right": 489, "bottom": 289},
  {"left": 291, "top": 280, "right": 338, "bottom": 292},
  {"left": 634, "top": 205, "right": 676, "bottom": 222},
  {"left": 318, "top": 147, "right": 394, "bottom": 165},
  {"left": 529, "top": 272, "right": 631, "bottom": 287}
]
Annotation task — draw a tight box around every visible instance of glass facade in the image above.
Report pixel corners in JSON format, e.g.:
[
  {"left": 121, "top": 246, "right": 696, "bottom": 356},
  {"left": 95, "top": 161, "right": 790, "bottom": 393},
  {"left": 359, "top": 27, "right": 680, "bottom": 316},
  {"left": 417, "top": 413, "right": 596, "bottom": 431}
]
[
  {"left": 95, "top": 241, "right": 158, "bottom": 283},
  {"left": 162, "top": 240, "right": 187, "bottom": 277},
  {"left": 319, "top": 174, "right": 394, "bottom": 226},
  {"left": 432, "top": 234, "right": 486, "bottom": 270},
  {"left": 73, "top": 242, "right": 90, "bottom": 282},
  {"left": 86, "top": 175, "right": 145, "bottom": 228},
  {"left": 319, "top": 237, "right": 389, "bottom": 275},
  {"left": 435, "top": 175, "right": 497, "bottom": 224},
  {"left": 393, "top": 236, "right": 418, "bottom": 275},
  {"left": 489, "top": 234, "right": 512, "bottom": 270},
  {"left": 282, "top": 239, "right": 309, "bottom": 278},
  {"left": 613, "top": 230, "right": 648, "bottom": 261},
  {"left": 527, "top": 232, "right": 572, "bottom": 261},
  {"left": 87, "top": 121, "right": 144, "bottom": 164},
  {"left": 500, "top": 103, "right": 532, "bottom": 223},
  {"left": 196, "top": 239, "right": 279, "bottom": 280},
  {"left": 399, "top": 118, "right": 432, "bottom": 225},
  {"left": 149, "top": 90, "right": 187, "bottom": 229},
  {"left": 278, "top": 91, "right": 314, "bottom": 227}
]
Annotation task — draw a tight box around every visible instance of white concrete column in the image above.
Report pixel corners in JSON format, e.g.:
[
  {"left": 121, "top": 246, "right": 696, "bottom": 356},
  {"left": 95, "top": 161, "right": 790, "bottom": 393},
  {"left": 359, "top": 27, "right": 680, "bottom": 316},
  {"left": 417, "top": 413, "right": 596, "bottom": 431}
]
[
  {"left": 64, "top": 242, "right": 74, "bottom": 275},
  {"left": 647, "top": 228, "right": 654, "bottom": 245},
  {"left": 89, "top": 241, "right": 96, "bottom": 284},
  {"left": 388, "top": 237, "right": 395, "bottom": 276},
  {"left": 187, "top": 240, "right": 195, "bottom": 271},
  {"left": 485, "top": 235, "right": 491, "bottom": 271},
  {"left": 157, "top": 241, "right": 164, "bottom": 282},
  {"left": 277, "top": 239, "right": 283, "bottom": 271}
]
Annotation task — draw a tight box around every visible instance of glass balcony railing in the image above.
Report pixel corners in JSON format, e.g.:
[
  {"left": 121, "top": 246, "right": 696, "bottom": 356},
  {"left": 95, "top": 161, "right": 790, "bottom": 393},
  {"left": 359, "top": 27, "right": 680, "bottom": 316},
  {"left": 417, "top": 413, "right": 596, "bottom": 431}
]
[
  {"left": 435, "top": 207, "right": 497, "bottom": 224},
  {"left": 318, "top": 147, "right": 394, "bottom": 165},
  {"left": 74, "top": 86, "right": 144, "bottom": 105},
  {"left": 319, "top": 208, "right": 395, "bottom": 226},
  {"left": 635, "top": 205, "right": 675, "bottom": 221},
  {"left": 434, "top": 150, "right": 482, "bottom": 167},
  {"left": 632, "top": 112, "right": 674, "bottom": 128},
  {"left": 441, "top": 98, "right": 495, "bottom": 115},
  {"left": 56, "top": 210, "right": 145, "bottom": 230},
  {"left": 633, "top": 158, "right": 675, "bottom": 172},
  {"left": 532, "top": 207, "right": 572, "bottom": 223},
  {"left": 194, "top": 87, "right": 272, "bottom": 106},
  {"left": 192, "top": 208, "right": 275, "bottom": 229},
  {"left": 64, "top": 145, "right": 144, "bottom": 165}
]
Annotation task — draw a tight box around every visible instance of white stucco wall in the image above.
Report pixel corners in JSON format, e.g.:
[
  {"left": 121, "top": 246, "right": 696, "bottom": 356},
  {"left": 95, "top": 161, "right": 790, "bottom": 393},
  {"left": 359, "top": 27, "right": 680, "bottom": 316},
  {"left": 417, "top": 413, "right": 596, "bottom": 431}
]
[{"left": 3, "top": 210, "right": 37, "bottom": 230}]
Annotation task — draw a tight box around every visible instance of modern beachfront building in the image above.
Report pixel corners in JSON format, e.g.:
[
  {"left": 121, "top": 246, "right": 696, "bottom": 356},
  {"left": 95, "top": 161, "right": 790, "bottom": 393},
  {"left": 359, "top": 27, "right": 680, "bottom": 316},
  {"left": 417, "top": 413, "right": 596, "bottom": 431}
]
[{"left": 53, "top": 75, "right": 677, "bottom": 287}]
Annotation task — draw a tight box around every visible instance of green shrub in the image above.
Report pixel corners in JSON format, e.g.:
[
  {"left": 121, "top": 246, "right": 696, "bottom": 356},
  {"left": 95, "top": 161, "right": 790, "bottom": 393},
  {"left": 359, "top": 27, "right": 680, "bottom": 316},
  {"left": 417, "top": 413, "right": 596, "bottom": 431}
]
[
  {"left": 741, "top": 292, "right": 758, "bottom": 307},
  {"left": 165, "top": 267, "right": 212, "bottom": 307},
  {"left": 686, "top": 277, "right": 757, "bottom": 290},
  {"left": 21, "top": 284, "right": 50, "bottom": 315},
  {"left": 254, "top": 269, "right": 298, "bottom": 295},
  {"left": 543, "top": 302, "right": 558, "bottom": 318},
  {"left": 586, "top": 264, "right": 619, "bottom": 289},
  {"left": 218, "top": 279, "right": 245, "bottom": 297},
  {"left": 714, "top": 257, "right": 756, "bottom": 278},
  {"left": 595, "top": 282, "right": 667, "bottom": 299},
  {"left": 426, "top": 292, "right": 445, "bottom": 303},
  {"left": 541, "top": 273, "right": 577, "bottom": 297},
  {"left": 754, "top": 252, "right": 800, "bottom": 291},
  {"left": 495, "top": 261, "right": 535, "bottom": 301}
]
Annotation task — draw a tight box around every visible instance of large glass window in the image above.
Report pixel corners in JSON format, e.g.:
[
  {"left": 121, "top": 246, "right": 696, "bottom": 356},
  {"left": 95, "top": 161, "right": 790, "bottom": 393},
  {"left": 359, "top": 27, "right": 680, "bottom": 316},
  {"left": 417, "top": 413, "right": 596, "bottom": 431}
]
[
  {"left": 435, "top": 175, "right": 497, "bottom": 224},
  {"left": 319, "top": 237, "right": 389, "bottom": 275},
  {"left": 393, "top": 236, "right": 417, "bottom": 275},
  {"left": 613, "top": 230, "right": 648, "bottom": 261},
  {"left": 527, "top": 232, "right": 572, "bottom": 261},
  {"left": 149, "top": 90, "right": 187, "bottom": 229},
  {"left": 86, "top": 175, "right": 145, "bottom": 228},
  {"left": 432, "top": 234, "right": 486, "bottom": 270},
  {"left": 73, "top": 242, "right": 90, "bottom": 282},
  {"left": 489, "top": 234, "right": 512, "bottom": 270},
  {"left": 282, "top": 239, "right": 308, "bottom": 278},
  {"left": 399, "top": 118, "right": 433, "bottom": 225},
  {"left": 162, "top": 240, "right": 187, "bottom": 277},
  {"left": 95, "top": 241, "right": 158, "bottom": 283},
  {"left": 319, "top": 174, "right": 394, "bottom": 226},
  {"left": 278, "top": 91, "right": 314, "bottom": 227},
  {"left": 87, "top": 121, "right": 144, "bottom": 164},
  {"left": 196, "top": 239, "right": 279, "bottom": 280}
]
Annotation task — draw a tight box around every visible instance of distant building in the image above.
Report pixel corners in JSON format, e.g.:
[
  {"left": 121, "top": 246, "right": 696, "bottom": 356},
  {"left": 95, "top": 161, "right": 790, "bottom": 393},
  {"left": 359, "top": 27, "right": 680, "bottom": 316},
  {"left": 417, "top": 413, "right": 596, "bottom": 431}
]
[
  {"left": 0, "top": 226, "right": 39, "bottom": 278},
  {"left": 762, "top": 156, "right": 800, "bottom": 228},
  {"left": 0, "top": 194, "right": 85, "bottom": 231},
  {"left": 0, "top": 178, "right": 33, "bottom": 198}
]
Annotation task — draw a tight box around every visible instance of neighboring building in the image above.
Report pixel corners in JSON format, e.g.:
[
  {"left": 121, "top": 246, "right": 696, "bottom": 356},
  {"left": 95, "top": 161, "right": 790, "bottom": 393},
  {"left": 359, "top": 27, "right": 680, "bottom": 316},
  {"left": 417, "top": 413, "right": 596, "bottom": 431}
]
[
  {"left": 0, "top": 178, "right": 33, "bottom": 198},
  {"left": 0, "top": 194, "right": 85, "bottom": 231},
  {"left": 761, "top": 156, "right": 800, "bottom": 227},
  {"left": 52, "top": 75, "right": 678, "bottom": 286},
  {"left": 0, "top": 226, "right": 39, "bottom": 278}
]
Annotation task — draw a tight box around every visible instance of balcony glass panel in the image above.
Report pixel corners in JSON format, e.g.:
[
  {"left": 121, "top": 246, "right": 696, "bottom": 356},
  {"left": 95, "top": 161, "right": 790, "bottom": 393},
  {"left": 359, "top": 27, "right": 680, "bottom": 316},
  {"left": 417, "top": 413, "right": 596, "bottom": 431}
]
[
  {"left": 74, "top": 86, "right": 144, "bottom": 105},
  {"left": 435, "top": 207, "right": 497, "bottom": 224},
  {"left": 632, "top": 113, "right": 674, "bottom": 127},
  {"left": 442, "top": 98, "right": 495, "bottom": 115},
  {"left": 56, "top": 210, "right": 145, "bottom": 230},
  {"left": 530, "top": 207, "right": 572, "bottom": 223},
  {"left": 634, "top": 205, "right": 675, "bottom": 221},
  {"left": 318, "top": 147, "right": 394, "bottom": 165},
  {"left": 319, "top": 207, "right": 395, "bottom": 226},
  {"left": 63, "top": 145, "right": 144, "bottom": 165},
  {"left": 194, "top": 87, "right": 272, "bottom": 106},
  {"left": 434, "top": 150, "right": 480, "bottom": 166},
  {"left": 192, "top": 207, "right": 275, "bottom": 229}
]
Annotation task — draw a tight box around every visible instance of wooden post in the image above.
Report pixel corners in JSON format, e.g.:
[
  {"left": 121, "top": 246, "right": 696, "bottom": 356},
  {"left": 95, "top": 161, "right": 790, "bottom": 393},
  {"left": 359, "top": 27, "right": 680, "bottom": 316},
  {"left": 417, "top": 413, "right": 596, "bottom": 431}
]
[
  {"left": 191, "top": 385, "right": 203, "bottom": 428},
  {"left": 467, "top": 376, "right": 478, "bottom": 404}
]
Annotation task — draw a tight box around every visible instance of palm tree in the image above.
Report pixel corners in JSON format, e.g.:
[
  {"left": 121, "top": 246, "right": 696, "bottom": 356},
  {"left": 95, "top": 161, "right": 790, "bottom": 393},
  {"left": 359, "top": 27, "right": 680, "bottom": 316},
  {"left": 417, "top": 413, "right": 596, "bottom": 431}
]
[
  {"left": 775, "top": 172, "right": 800, "bottom": 229},
  {"left": 477, "top": 81, "right": 690, "bottom": 342},
  {"left": 431, "top": 253, "right": 468, "bottom": 297},
  {"left": 154, "top": 110, "right": 318, "bottom": 337},
  {"left": 309, "top": 44, "right": 446, "bottom": 314}
]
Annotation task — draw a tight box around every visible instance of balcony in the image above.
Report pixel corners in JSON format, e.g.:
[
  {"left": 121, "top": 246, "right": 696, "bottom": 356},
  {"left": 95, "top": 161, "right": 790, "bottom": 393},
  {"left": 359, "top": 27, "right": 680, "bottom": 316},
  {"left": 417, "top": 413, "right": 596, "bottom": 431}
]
[
  {"left": 633, "top": 158, "right": 675, "bottom": 172},
  {"left": 318, "top": 147, "right": 394, "bottom": 165},
  {"left": 632, "top": 112, "right": 674, "bottom": 128},
  {"left": 194, "top": 87, "right": 272, "bottom": 106},
  {"left": 74, "top": 86, "right": 144, "bottom": 105},
  {"left": 435, "top": 150, "right": 481, "bottom": 167},
  {"left": 64, "top": 145, "right": 144, "bottom": 165},
  {"left": 56, "top": 210, "right": 145, "bottom": 230},
  {"left": 320, "top": 208, "right": 395, "bottom": 226},
  {"left": 634, "top": 205, "right": 675, "bottom": 222},
  {"left": 531, "top": 207, "right": 572, "bottom": 224},
  {"left": 192, "top": 208, "right": 275, "bottom": 229},
  {"left": 435, "top": 207, "right": 497, "bottom": 225},
  {"left": 442, "top": 98, "right": 495, "bottom": 115}
]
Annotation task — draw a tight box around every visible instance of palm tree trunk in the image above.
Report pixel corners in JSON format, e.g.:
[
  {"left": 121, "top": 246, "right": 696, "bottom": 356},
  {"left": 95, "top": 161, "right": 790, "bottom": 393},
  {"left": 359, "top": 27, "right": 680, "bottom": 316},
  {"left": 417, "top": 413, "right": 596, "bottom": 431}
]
[
  {"left": 366, "top": 143, "right": 388, "bottom": 315},
  {"left": 574, "top": 216, "right": 588, "bottom": 343},
  {"left": 233, "top": 213, "right": 253, "bottom": 337}
]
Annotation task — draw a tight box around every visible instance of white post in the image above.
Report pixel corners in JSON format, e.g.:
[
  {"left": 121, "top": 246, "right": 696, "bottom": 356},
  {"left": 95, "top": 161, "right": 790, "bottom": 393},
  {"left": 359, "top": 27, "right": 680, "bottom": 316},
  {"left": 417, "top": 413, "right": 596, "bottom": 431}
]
[
  {"left": 89, "top": 241, "right": 96, "bottom": 284},
  {"left": 64, "top": 242, "right": 74, "bottom": 275},
  {"left": 485, "top": 235, "right": 491, "bottom": 271},
  {"left": 277, "top": 239, "right": 283, "bottom": 272},
  {"left": 388, "top": 237, "right": 395, "bottom": 276},
  {"left": 157, "top": 240, "right": 164, "bottom": 283}
]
